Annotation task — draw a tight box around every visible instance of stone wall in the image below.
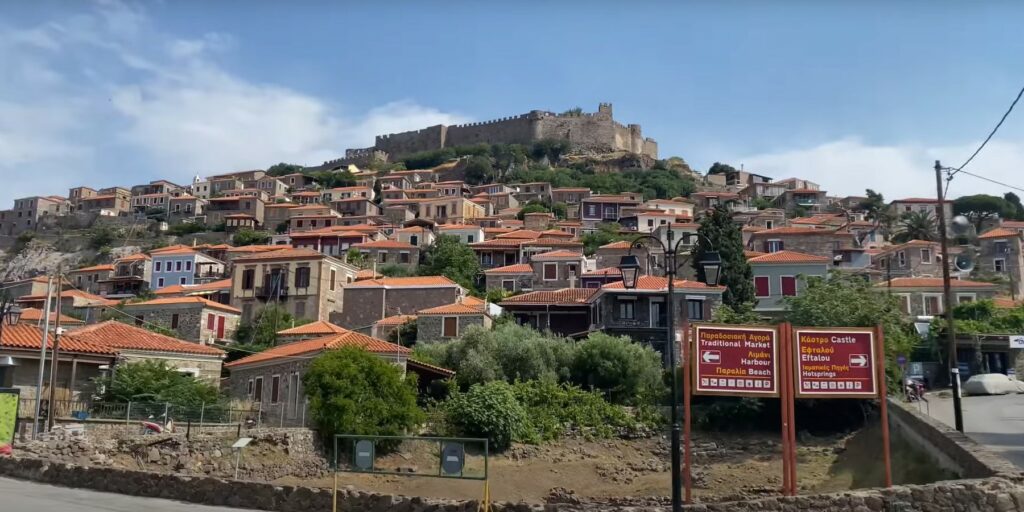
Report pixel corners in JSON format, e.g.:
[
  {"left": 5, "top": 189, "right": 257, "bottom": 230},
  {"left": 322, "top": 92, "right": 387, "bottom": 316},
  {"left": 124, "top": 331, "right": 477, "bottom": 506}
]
[
  {"left": 416, "top": 314, "right": 489, "bottom": 344},
  {"left": 332, "top": 287, "right": 462, "bottom": 330},
  {"left": 3, "top": 455, "right": 1024, "bottom": 512}
]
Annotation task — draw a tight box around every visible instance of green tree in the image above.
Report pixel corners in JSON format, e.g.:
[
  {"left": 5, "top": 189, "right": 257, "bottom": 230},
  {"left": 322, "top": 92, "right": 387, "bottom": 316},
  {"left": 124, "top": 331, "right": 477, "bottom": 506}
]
[
  {"left": 379, "top": 264, "right": 415, "bottom": 277},
  {"left": 345, "top": 247, "right": 365, "bottom": 267},
  {"left": 232, "top": 228, "right": 272, "bottom": 247},
  {"left": 783, "top": 272, "right": 918, "bottom": 387},
  {"left": 516, "top": 201, "right": 551, "bottom": 220},
  {"left": 463, "top": 155, "right": 496, "bottom": 185},
  {"left": 266, "top": 162, "right": 305, "bottom": 176},
  {"left": 751, "top": 197, "right": 774, "bottom": 210},
  {"left": 304, "top": 347, "right": 424, "bottom": 442},
  {"left": 530, "top": 139, "right": 570, "bottom": 162},
  {"left": 1004, "top": 192, "right": 1024, "bottom": 221},
  {"left": 88, "top": 226, "right": 119, "bottom": 250},
  {"left": 386, "top": 318, "right": 418, "bottom": 347},
  {"left": 443, "top": 381, "right": 531, "bottom": 450},
  {"left": 167, "top": 223, "right": 206, "bottom": 236},
  {"left": 550, "top": 202, "right": 568, "bottom": 220},
  {"left": 706, "top": 162, "right": 738, "bottom": 175},
  {"left": 569, "top": 332, "right": 665, "bottom": 405},
  {"left": 308, "top": 170, "right": 357, "bottom": 189},
  {"left": 420, "top": 234, "right": 480, "bottom": 289},
  {"left": 580, "top": 222, "right": 629, "bottom": 256},
  {"left": 97, "top": 360, "right": 222, "bottom": 405},
  {"left": 893, "top": 211, "right": 938, "bottom": 243},
  {"left": 859, "top": 189, "right": 887, "bottom": 221},
  {"left": 232, "top": 305, "right": 308, "bottom": 356},
  {"left": 694, "top": 205, "right": 755, "bottom": 306},
  {"left": 953, "top": 194, "right": 1014, "bottom": 231}
]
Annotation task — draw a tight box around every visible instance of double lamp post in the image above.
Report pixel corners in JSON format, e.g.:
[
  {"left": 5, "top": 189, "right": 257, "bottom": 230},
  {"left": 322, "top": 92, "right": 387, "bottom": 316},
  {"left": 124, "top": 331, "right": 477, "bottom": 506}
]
[{"left": 618, "top": 230, "right": 721, "bottom": 512}]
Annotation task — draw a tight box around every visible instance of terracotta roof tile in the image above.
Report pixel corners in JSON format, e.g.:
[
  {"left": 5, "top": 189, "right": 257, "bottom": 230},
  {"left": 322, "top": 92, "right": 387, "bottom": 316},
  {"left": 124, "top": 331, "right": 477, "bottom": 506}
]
[
  {"left": 225, "top": 330, "right": 409, "bottom": 368},
  {"left": 582, "top": 267, "right": 622, "bottom": 277},
  {"left": 354, "top": 269, "right": 382, "bottom": 281},
  {"left": 484, "top": 263, "right": 533, "bottom": 274},
  {"left": 748, "top": 250, "right": 831, "bottom": 264},
  {"left": 233, "top": 247, "right": 325, "bottom": 262},
  {"left": 154, "top": 279, "right": 232, "bottom": 296},
  {"left": 876, "top": 278, "right": 998, "bottom": 289},
  {"left": 1, "top": 324, "right": 113, "bottom": 355},
  {"left": 531, "top": 249, "right": 584, "bottom": 260},
  {"left": 226, "top": 245, "right": 292, "bottom": 253},
  {"left": 124, "top": 296, "right": 241, "bottom": 315},
  {"left": 70, "top": 264, "right": 114, "bottom": 273},
  {"left": 748, "top": 227, "right": 850, "bottom": 236},
  {"left": 17, "top": 307, "right": 85, "bottom": 326},
  {"left": 500, "top": 288, "right": 598, "bottom": 306},
  {"left": 522, "top": 238, "right": 583, "bottom": 248},
  {"left": 602, "top": 275, "right": 726, "bottom": 291},
  {"left": 375, "top": 314, "right": 417, "bottom": 327},
  {"left": 744, "top": 250, "right": 768, "bottom": 259},
  {"left": 495, "top": 229, "right": 542, "bottom": 240},
  {"left": 418, "top": 301, "right": 487, "bottom": 315},
  {"left": 117, "top": 253, "right": 150, "bottom": 262},
  {"left": 277, "top": 320, "right": 348, "bottom": 336},
  {"left": 67, "top": 321, "right": 225, "bottom": 356},
  {"left": 979, "top": 227, "right": 1021, "bottom": 239},
  {"left": 598, "top": 240, "right": 633, "bottom": 250},
  {"left": 470, "top": 238, "right": 527, "bottom": 248},
  {"left": 353, "top": 240, "right": 416, "bottom": 250},
  {"left": 346, "top": 276, "right": 459, "bottom": 288}
]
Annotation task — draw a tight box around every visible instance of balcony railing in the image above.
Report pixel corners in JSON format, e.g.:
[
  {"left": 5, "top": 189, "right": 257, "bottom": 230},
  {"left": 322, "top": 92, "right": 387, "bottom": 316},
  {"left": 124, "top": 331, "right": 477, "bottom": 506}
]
[{"left": 255, "top": 285, "right": 289, "bottom": 300}]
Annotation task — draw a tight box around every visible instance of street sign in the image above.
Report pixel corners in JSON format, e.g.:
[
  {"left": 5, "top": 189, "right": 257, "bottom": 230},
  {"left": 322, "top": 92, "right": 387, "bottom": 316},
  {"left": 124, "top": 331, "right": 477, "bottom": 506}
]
[
  {"left": 896, "top": 354, "right": 907, "bottom": 368},
  {"left": 441, "top": 442, "right": 465, "bottom": 475},
  {"left": 793, "top": 328, "right": 877, "bottom": 398},
  {"left": 1009, "top": 335, "right": 1024, "bottom": 349},
  {"left": 693, "top": 325, "right": 779, "bottom": 397},
  {"left": 354, "top": 439, "right": 375, "bottom": 471}
]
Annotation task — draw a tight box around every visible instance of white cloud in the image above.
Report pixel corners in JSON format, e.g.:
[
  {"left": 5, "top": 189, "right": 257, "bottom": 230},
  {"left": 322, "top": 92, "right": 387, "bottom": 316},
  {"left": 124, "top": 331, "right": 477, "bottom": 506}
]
[
  {"left": 730, "top": 137, "right": 1024, "bottom": 200},
  {"left": 0, "top": 1, "right": 467, "bottom": 204}
]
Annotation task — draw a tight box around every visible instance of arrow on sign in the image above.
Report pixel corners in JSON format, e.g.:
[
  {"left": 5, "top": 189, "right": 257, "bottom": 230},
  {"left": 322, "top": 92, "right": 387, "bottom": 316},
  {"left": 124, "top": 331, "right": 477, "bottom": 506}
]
[
  {"left": 850, "top": 354, "right": 869, "bottom": 367},
  {"left": 702, "top": 351, "right": 721, "bottom": 364}
]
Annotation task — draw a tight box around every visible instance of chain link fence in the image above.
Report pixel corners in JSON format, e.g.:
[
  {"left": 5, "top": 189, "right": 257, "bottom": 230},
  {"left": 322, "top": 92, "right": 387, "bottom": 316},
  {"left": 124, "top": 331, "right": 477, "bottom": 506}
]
[{"left": 17, "top": 398, "right": 312, "bottom": 430}]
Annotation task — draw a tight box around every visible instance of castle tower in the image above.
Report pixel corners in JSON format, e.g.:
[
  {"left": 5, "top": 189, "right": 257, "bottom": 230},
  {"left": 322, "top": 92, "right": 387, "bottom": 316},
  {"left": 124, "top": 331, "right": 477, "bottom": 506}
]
[
  {"left": 628, "top": 124, "right": 643, "bottom": 155},
  {"left": 597, "top": 103, "right": 613, "bottom": 118}
]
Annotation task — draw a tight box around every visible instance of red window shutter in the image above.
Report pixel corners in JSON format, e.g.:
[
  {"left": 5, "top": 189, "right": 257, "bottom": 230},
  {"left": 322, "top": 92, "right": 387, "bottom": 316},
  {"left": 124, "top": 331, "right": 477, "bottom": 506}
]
[
  {"left": 754, "top": 276, "right": 770, "bottom": 297},
  {"left": 207, "top": 313, "right": 215, "bottom": 329},
  {"left": 781, "top": 276, "right": 797, "bottom": 296}
]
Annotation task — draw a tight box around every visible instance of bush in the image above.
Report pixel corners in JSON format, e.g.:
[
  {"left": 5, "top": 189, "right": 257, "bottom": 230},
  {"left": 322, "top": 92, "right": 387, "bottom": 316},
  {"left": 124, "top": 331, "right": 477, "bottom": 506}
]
[
  {"left": 232, "top": 229, "right": 272, "bottom": 246},
  {"left": 97, "top": 360, "right": 221, "bottom": 406},
  {"left": 434, "top": 324, "right": 576, "bottom": 389},
  {"left": 511, "top": 380, "right": 639, "bottom": 441},
  {"left": 443, "top": 381, "right": 531, "bottom": 450},
  {"left": 167, "top": 223, "right": 206, "bottom": 236},
  {"left": 570, "top": 332, "right": 665, "bottom": 405},
  {"left": 304, "top": 347, "right": 424, "bottom": 443}
]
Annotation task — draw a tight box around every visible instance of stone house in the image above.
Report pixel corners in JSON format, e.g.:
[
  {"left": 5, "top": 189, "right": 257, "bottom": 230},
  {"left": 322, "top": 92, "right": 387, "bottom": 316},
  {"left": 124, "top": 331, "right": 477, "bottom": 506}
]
[
  {"left": 231, "top": 247, "right": 358, "bottom": 323},
  {"left": 15, "top": 288, "right": 117, "bottom": 323},
  {"left": 877, "top": 277, "right": 999, "bottom": 318},
  {"left": 76, "top": 187, "right": 132, "bottom": 216},
  {"left": 67, "top": 186, "right": 97, "bottom": 213},
  {"left": 975, "top": 227, "right": 1024, "bottom": 298},
  {"left": 206, "top": 195, "right": 266, "bottom": 227},
  {"left": 484, "top": 263, "right": 533, "bottom": 292},
  {"left": 419, "top": 197, "right": 486, "bottom": 224},
  {"left": 121, "top": 296, "right": 241, "bottom": 344},
  {"left": 523, "top": 212, "right": 555, "bottom": 231},
  {"left": 153, "top": 278, "right": 233, "bottom": 305},
  {"left": 275, "top": 320, "right": 350, "bottom": 343},
  {"left": 581, "top": 195, "right": 643, "bottom": 227},
  {"left": 689, "top": 191, "right": 742, "bottom": 211},
  {"left": 499, "top": 288, "right": 598, "bottom": 337},
  {"left": 551, "top": 188, "right": 592, "bottom": 219},
  {"left": 264, "top": 203, "right": 299, "bottom": 231},
  {"left": 331, "top": 198, "right": 381, "bottom": 217},
  {"left": 510, "top": 182, "right": 552, "bottom": 204},
  {"left": 394, "top": 226, "right": 435, "bottom": 249},
  {"left": 167, "top": 195, "right": 206, "bottom": 224},
  {"left": 870, "top": 240, "right": 944, "bottom": 281},
  {"left": 68, "top": 264, "right": 114, "bottom": 294},
  {"left": 890, "top": 197, "right": 953, "bottom": 226},
  {"left": 473, "top": 192, "right": 519, "bottom": 212},
  {"left": 289, "top": 227, "right": 373, "bottom": 259},
  {"left": 774, "top": 187, "right": 828, "bottom": 213},
  {"left": 579, "top": 267, "right": 623, "bottom": 289},
  {"left": 529, "top": 250, "right": 588, "bottom": 290},
  {"left": 370, "top": 314, "right": 417, "bottom": 341},
  {"left": 416, "top": 297, "right": 492, "bottom": 343},
  {"left": 748, "top": 251, "right": 830, "bottom": 313},
  {"left": 594, "top": 241, "right": 653, "bottom": 275},
  {"left": 437, "top": 224, "right": 484, "bottom": 244},
  {"left": 746, "top": 227, "right": 858, "bottom": 259},
  {"left": 321, "top": 186, "right": 374, "bottom": 203},
  {"left": 470, "top": 237, "right": 528, "bottom": 269},
  {"left": 1, "top": 323, "right": 116, "bottom": 403},
  {"left": 277, "top": 172, "right": 316, "bottom": 191},
  {"left": 331, "top": 276, "right": 464, "bottom": 330},
  {"left": 74, "top": 321, "right": 225, "bottom": 381},
  {"left": 253, "top": 176, "right": 288, "bottom": 197},
  {"left": 352, "top": 239, "right": 420, "bottom": 270},
  {"left": 4, "top": 195, "right": 69, "bottom": 234},
  {"left": 16, "top": 307, "right": 85, "bottom": 327},
  {"left": 98, "top": 253, "right": 152, "bottom": 297}
]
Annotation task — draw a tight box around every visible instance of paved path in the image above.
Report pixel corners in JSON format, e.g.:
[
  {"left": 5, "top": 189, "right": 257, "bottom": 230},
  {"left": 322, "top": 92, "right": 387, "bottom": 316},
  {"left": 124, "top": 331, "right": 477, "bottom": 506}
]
[
  {"left": 924, "top": 392, "right": 1024, "bottom": 469},
  {"left": 0, "top": 476, "right": 260, "bottom": 512}
]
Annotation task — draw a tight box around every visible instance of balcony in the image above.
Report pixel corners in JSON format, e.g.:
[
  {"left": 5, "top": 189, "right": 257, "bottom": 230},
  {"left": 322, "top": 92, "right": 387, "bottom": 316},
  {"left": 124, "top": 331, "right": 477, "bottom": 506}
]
[{"left": 255, "top": 285, "right": 289, "bottom": 301}]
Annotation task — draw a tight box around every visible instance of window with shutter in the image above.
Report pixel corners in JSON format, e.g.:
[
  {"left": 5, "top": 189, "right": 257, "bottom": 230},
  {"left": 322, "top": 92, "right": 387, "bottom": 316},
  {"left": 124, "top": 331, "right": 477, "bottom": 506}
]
[
  {"left": 207, "top": 313, "right": 215, "bottom": 329},
  {"left": 780, "top": 276, "right": 797, "bottom": 296},
  {"left": 754, "top": 276, "right": 770, "bottom": 297},
  {"left": 443, "top": 317, "right": 458, "bottom": 337}
]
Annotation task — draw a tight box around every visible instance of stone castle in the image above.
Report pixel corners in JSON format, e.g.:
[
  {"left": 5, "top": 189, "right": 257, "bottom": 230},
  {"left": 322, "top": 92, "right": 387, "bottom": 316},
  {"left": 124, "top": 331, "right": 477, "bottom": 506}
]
[{"left": 333, "top": 103, "right": 657, "bottom": 166}]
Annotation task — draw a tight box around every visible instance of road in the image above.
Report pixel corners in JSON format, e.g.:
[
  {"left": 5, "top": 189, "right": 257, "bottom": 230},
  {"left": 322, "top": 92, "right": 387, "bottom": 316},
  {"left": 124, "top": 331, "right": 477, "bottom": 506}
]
[
  {"left": 0, "top": 477, "right": 260, "bottom": 512},
  {"left": 925, "top": 392, "right": 1024, "bottom": 469}
]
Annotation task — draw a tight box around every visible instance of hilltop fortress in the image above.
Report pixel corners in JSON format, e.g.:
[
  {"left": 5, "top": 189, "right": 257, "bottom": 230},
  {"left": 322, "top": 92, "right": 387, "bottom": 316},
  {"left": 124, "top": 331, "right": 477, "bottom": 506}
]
[{"left": 336, "top": 103, "right": 657, "bottom": 166}]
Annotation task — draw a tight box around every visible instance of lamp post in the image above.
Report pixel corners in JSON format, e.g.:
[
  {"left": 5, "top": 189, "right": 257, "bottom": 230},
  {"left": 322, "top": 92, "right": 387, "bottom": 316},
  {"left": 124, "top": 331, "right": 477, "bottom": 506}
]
[
  {"left": 0, "top": 295, "right": 22, "bottom": 387},
  {"left": 619, "top": 229, "right": 721, "bottom": 511}
]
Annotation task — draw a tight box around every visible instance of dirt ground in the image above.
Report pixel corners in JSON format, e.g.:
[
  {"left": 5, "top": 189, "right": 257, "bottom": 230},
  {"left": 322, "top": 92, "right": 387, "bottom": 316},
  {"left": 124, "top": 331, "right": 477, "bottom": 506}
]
[{"left": 276, "top": 430, "right": 878, "bottom": 504}]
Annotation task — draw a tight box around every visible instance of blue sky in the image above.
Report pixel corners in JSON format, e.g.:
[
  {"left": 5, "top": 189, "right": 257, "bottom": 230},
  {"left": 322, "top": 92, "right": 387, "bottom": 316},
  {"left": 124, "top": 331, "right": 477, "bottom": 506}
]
[{"left": 3, "top": 0, "right": 1024, "bottom": 207}]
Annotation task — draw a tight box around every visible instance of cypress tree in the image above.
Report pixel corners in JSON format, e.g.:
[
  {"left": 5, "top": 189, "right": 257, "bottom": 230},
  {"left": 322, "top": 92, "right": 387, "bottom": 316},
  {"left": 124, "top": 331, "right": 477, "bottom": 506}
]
[{"left": 693, "top": 205, "right": 755, "bottom": 307}]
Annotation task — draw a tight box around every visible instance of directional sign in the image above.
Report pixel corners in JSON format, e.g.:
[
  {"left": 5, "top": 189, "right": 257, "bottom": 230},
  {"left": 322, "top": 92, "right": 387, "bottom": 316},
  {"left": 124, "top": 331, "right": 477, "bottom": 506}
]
[
  {"left": 441, "top": 442, "right": 465, "bottom": 476},
  {"left": 793, "top": 328, "right": 877, "bottom": 398},
  {"left": 1010, "top": 335, "right": 1024, "bottom": 349},
  {"left": 353, "top": 439, "right": 375, "bottom": 471},
  {"left": 693, "top": 325, "right": 779, "bottom": 397}
]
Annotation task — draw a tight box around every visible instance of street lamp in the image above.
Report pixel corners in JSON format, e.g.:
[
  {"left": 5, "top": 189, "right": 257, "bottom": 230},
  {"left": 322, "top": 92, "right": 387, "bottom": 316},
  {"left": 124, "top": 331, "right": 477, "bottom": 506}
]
[
  {"left": 618, "top": 230, "right": 720, "bottom": 511},
  {"left": 3, "top": 305, "right": 22, "bottom": 326}
]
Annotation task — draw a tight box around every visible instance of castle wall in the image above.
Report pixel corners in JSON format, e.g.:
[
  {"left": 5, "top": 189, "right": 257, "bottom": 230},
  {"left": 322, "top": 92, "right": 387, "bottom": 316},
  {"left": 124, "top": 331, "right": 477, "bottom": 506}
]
[
  {"left": 538, "top": 113, "right": 619, "bottom": 154},
  {"left": 375, "top": 124, "right": 447, "bottom": 157},
  {"left": 446, "top": 114, "right": 537, "bottom": 148}
]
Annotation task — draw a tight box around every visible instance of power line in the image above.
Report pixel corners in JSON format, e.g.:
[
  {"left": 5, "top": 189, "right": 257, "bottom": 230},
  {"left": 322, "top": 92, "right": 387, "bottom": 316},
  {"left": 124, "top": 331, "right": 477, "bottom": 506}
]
[
  {"left": 952, "top": 84, "right": 1024, "bottom": 175},
  {"left": 957, "top": 169, "right": 1024, "bottom": 195}
]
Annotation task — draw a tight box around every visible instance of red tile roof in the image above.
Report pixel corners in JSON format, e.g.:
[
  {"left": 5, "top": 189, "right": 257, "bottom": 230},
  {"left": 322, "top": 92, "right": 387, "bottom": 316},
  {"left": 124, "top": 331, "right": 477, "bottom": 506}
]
[
  {"left": 744, "top": 250, "right": 768, "bottom": 259},
  {"left": 354, "top": 269, "right": 382, "bottom": 281},
  {"left": 484, "top": 263, "right": 533, "bottom": 274},
  {"left": 67, "top": 321, "right": 225, "bottom": 356},
  {"left": 500, "top": 288, "right": 598, "bottom": 306},
  {"left": 17, "top": 307, "right": 85, "bottom": 326},
  {"left": 1001, "top": 221, "right": 1024, "bottom": 229},
  {"left": 876, "top": 278, "right": 998, "bottom": 289},
  {"left": 123, "top": 296, "right": 241, "bottom": 315},
  {"left": 226, "top": 244, "right": 292, "bottom": 254},
  {"left": 1, "top": 324, "right": 114, "bottom": 355},
  {"left": 375, "top": 314, "right": 417, "bottom": 327},
  {"left": 346, "top": 276, "right": 459, "bottom": 288},
  {"left": 979, "top": 227, "right": 1020, "bottom": 240},
  {"left": 470, "top": 238, "right": 528, "bottom": 248},
  {"left": 495, "top": 229, "right": 542, "bottom": 240},
  {"left": 418, "top": 301, "right": 487, "bottom": 315},
  {"left": 602, "top": 275, "right": 725, "bottom": 291},
  {"left": 748, "top": 227, "right": 850, "bottom": 236},
  {"left": 117, "top": 253, "right": 150, "bottom": 262},
  {"left": 70, "top": 264, "right": 114, "bottom": 273},
  {"left": 522, "top": 238, "right": 584, "bottom": 248},
  {"left": 598, "top": 240, "right": 633, "bottom": 250},
  {"left": 993, "top": 297, "right": 1023, "bottom": 309},
  {"left": 226, "top": 330, "right": 410, "bottom": 368},
  {"left": 277, "top": 320, "right": 348, "bottom": 336},
  {"left": 154, "top": 279, "right": 232, "bottom": 296},
  {"left": 353, "top": 240, "right": 416, "bottom": 250},
  {"left": 233, "top": 247, "right": 325, "bottom": 262},
  {"left": 531, "top": 249, "right": 584, "bottom": 260},
  {"left": 748, "top": 250, "right": 831, "bottom": 264},
  {"left": 582, "top": 267, "right": 622, "bottom": 277}
]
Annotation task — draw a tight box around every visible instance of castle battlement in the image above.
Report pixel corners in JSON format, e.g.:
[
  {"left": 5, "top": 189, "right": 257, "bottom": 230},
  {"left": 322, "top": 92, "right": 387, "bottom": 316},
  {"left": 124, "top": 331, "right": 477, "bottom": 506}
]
[{"left": 351, "top": 103, "right": 657, "bottom": 161}]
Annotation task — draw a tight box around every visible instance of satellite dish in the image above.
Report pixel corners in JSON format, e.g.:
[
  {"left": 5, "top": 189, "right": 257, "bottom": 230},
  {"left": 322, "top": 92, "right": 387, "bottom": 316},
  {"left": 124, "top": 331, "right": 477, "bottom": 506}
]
[
  {"left": 951, "top": 215, "right": 971, "bottom": 236},
  {"left": 954, "top": 253, "right": 974, "bottom": 272}
]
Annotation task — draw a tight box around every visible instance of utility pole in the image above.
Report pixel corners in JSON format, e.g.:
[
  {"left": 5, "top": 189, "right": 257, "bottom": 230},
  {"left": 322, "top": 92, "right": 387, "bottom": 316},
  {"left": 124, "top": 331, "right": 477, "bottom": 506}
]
[
  {"left": 934, "top": 160, "right": 964, "bottom": 432},
  {"left": 45, "top": 265, "right": 64, "bottom": 432},
  {"left": 32, "top": 276, "right": 53, "bottom": 438}
]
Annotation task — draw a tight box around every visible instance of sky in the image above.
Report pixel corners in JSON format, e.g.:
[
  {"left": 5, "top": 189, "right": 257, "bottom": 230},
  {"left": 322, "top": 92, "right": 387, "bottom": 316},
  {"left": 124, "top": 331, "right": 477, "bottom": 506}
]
[{"left": 2, "top": 0, "right": 1024, "bottom": 207}]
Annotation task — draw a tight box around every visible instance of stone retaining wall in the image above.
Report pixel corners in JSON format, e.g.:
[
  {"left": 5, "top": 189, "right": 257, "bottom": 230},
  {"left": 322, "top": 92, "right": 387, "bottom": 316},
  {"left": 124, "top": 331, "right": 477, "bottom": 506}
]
[
  {"left": 3, "top": 456, "right": 1024, "bottom": 511},
  {"left": 888, "top": 398, "right": 1022, "bottom": 478}
]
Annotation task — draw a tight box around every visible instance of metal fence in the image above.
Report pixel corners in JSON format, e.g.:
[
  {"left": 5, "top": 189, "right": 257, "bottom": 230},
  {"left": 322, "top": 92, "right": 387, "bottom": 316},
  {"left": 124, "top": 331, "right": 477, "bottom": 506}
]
[{"left": 17, "top": 398, "right": 311, "bottom": 429}]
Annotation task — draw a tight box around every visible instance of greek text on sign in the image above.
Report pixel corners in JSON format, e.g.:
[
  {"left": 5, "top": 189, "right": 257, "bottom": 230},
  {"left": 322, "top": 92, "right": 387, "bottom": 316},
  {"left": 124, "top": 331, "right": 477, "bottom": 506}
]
[
  {"left": 693, "top": 325, "right": 779, "bottom": 397},
  {"left": 794, "top": 328, "right": 877, "bottom": 397}
]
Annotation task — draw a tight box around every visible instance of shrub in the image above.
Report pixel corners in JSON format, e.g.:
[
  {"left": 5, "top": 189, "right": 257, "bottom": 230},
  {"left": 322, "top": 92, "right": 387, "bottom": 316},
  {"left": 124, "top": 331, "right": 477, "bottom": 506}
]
[
  {"left": 570, "top": 332, "right": 665, "bottom": 405},
  {"left": 304, "top": 347, "right": 424, "bottom": 443},
  {"left": 434, "top": 324, "right": 576, "bottom": 389},
  {"left": 167, "top": 223, "right": 206, "bottom": 236},
  {"left": 97, "top": 360, "right": 221, "bottom": 406},
  {"left": 443, "top": 381, "right": 531, "bottom": 450},
  {"left": 510, "top": 380, "right": 638, "bottom": 441},
  {"left": 232, "top": 228, "right": 272, "bottom": 247}
]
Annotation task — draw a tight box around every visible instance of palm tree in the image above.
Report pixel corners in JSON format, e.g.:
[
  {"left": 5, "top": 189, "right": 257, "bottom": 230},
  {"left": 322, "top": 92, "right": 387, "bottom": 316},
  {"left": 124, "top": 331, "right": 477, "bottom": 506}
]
[{"left": 893, "top": 211, "right": 938, "bottom": 243}]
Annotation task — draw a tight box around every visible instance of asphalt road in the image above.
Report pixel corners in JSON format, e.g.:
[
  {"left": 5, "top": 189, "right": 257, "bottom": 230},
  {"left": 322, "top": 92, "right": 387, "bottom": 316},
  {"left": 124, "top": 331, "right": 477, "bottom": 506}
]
[
  {"left": 0, "top": 477, "right": 260, "bottom": 512},
  {"left": 925, "top": 392, "right": 1024, "bottom": 469}
]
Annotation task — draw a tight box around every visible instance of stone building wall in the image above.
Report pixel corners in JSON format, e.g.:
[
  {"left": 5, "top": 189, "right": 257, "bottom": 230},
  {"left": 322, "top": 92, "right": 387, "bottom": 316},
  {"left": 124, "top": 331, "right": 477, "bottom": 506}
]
[
  {"left": 416, "top": 314, "right": 489, "bottom": 343},
  {"left": 331, "top": 287, "right": 462, "bottom": 330},
  {"left": 484, "top": 273, "right": 533, "bottom": 292}
]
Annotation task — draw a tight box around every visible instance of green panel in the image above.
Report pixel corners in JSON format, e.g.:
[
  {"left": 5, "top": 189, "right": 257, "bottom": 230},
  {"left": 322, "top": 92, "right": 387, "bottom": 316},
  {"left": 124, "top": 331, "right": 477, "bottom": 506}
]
[{"left": 0, "top": 392, "right": 19, "bottom": 447}]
